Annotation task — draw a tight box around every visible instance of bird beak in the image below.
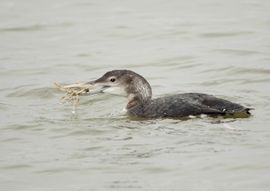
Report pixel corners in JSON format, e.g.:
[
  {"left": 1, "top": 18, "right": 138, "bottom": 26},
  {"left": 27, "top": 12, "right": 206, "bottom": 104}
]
[{"left": 84, "top": 80, "right": 111, "bottom": 95}]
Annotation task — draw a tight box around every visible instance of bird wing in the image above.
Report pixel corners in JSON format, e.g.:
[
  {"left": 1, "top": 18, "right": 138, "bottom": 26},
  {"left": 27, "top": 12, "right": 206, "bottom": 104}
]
[{"left": 143, "top": 95, "right": 224, "bottom": 118}]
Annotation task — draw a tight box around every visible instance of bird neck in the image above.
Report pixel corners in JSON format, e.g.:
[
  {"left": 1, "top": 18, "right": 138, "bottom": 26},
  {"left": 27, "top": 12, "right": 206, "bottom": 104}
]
[
  {"left": 125, "top": 75, "right": 152, "bottom": 109},
  {"left": 126, "top": 93, "right": 151, "bottom": 109}
]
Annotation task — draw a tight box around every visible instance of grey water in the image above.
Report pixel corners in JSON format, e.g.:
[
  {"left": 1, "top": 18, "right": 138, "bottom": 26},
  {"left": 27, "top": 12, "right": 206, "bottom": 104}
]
[{"left": 1, "top": 0, "right": 270, "bottom": 190}]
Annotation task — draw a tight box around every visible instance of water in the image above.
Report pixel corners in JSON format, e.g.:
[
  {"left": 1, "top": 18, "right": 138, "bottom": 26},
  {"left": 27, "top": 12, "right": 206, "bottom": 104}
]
[{"left": 1, "top": 0, "right": 270, "bottom": 190}]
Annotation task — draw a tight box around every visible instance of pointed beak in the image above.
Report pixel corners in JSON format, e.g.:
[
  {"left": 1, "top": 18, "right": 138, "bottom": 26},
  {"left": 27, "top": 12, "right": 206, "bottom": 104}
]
[{"left": 85, "top": 80, "right": 111, "bottom": 95}]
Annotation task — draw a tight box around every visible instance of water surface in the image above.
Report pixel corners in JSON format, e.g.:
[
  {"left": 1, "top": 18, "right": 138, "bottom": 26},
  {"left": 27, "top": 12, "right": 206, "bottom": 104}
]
[{"left": 1, "top": 0, "right": 270, "bottom": 190}]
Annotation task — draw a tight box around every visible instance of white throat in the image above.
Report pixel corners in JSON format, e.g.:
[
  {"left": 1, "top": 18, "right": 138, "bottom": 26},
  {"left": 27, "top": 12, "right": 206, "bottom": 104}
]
[{"left": 103, "top": 86, "right": 127, "bottom": 97}]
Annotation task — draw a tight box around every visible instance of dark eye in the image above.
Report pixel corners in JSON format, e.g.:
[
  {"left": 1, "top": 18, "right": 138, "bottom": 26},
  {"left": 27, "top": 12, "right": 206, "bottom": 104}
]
[{"left": 110, "top": 78, "right": 116, "bottom": 82}]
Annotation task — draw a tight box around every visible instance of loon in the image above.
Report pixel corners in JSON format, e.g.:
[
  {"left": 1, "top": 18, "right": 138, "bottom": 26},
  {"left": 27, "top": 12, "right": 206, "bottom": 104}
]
[{"left": 87, "top": 70, "right": 251, "bottom": 119}]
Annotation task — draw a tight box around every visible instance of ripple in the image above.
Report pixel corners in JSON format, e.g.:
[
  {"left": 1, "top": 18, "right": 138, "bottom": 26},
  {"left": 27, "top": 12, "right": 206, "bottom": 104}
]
[
  {"left": 0, "top": 137, "right": 25, "bottom": 143},
  {"left": 108, "top": 180, "right": 141, "bottom": 189},
  {"left": 143, "top": 167, "right": 172, "bottom": 173},
  {"left": 35, "top": 167, "right": 79, "bottom": 174},
  {"left": 66, "top": 128, "right": 110, "bottom": 136},
  {"left": 230, "top": 67, "right": 270, "bottom": 75},
  {"left": 82, "top": 146, "right": 104, "bottom": 151},
  {"left": 0, "top": 103, "right": 8, "bottom": 110},
  {"left": 0, "top": 22, "right": 72, "bottom": 33},
  {"left": 200, "top": 66, "right": 233, "bottom": 73},
  {"left": 1, "top": 164, "right": 32, "bottom": 170},
  {"left": 3, "top": 124, "right": 40, "bottom": 131},
  {"left": 200, "top": 31, "right": 254, "bottom": 38},
  {"left": 240, "top": 78, "right": 270, "bottom": 84},
  {"left": 215, "top": 49, "right": 260, "bottom": 56},
  {"left": 0, "top": 25, "right": 46, "bottom": 32},
  {"left": 7, "top": 87, "right": 57, "bottom": 99}
]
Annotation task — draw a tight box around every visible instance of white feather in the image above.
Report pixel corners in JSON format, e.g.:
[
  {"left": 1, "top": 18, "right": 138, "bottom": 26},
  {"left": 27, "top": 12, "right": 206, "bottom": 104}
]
[{"left": 103, "top": 86, "right": 127, "bottom": 97}]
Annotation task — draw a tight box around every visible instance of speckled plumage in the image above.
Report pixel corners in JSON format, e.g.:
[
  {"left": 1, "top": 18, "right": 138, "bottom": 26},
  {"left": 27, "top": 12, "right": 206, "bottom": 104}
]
[
  {"left": 127, "top": 93, "right": 251, "bottom": 118},
  {"left": 91, "top": 70, "right": 251, "bottom": 119}
]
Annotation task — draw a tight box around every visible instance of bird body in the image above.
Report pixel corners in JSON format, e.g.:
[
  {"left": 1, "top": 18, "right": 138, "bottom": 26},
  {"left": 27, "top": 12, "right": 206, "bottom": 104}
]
[
  {"left": 88, "top": 70, "right": 251, "bottom": 119},
  {"left": 127, "top": 93, "right": 250, "bottom": 118}
]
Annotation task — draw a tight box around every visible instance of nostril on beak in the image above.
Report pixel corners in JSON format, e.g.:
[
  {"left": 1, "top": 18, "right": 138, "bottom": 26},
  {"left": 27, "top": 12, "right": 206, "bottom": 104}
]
[{"left": 103, "top": 85, "right": 111, "bottom": 88}]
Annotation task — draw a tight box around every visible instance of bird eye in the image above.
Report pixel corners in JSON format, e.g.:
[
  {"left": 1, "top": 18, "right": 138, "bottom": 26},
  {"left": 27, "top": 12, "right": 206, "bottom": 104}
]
[{"left": 110, "top": 78, "right": 116, "bottom": 82}]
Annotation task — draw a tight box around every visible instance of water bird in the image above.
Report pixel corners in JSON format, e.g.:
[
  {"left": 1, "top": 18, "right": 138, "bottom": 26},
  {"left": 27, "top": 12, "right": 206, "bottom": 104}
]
[{"left": 86, "top": 70, "right": 252, "bottom": 119}]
